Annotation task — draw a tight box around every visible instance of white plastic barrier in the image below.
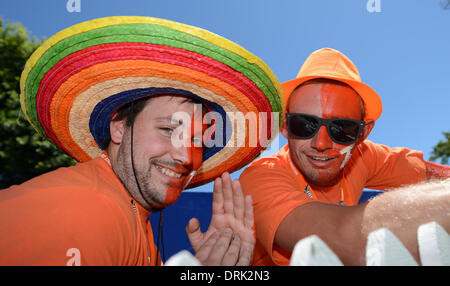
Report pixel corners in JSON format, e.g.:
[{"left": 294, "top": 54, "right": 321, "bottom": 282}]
[
  {"left": 417, "top": 221, "right": 450, "bottom": 266},
  {"left": 290, "top": 221, "right": 450, "bottom": 266},
  {"left": 165, "top": 221, "right": 450, "bottom": 266},
  {"left": 365, "top": 228, "right": 418, "bottom": 266},
  {"left": 164, "top": 250, "right": 202, "bottom": 266},
  {"left": 289, "top": 235, "right": 343, "bottom": 266}
]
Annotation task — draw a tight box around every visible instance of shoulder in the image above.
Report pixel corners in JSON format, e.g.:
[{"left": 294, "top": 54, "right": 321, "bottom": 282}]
[
  {"left": 352, "top": 140, "right": 426, "bottom": 189},
  {"left": 3, "top": 158, "right": 125, "bottom": 202},
  {"left": 241, "top": 154, "right": 293, "bottom": 184},
  {"left": 0, "top": 188, "right": 133, "bottom": 265},
  {"left": 1, "top": 158, "right": 133, "bottom": 243},
  {"left": 5, "top": 158, "right": 107, "bottom": 193},
  {"left": 353, "top": 140, "right": 424, "bottom": 164},
  {"left": 0, "top": 161, "right": 135, "bottom": 265},
  {"left": 246, "top": 155, "right": 287, "bottom": 170},
  {"left": 349, "top": 140, "right": 393, "bottom": 168},
  {"left": 240, "top": 151, "right": 304, "bottom": 199},
  {"left": 354, "top": 140, "right": 383, "bottom": 156},
  {"left": 2, "top": 170, "right": 132, "bottom": 232},
  {"left": 243, "top": 144, "right": 292, "bottom": 175}
]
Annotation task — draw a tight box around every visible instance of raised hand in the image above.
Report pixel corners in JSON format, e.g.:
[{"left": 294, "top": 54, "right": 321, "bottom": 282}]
[{"left": 185, "top": 172, "right": 255, "bottom": 265}]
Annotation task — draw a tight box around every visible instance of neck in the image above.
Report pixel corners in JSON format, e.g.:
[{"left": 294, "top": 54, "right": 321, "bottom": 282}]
[{"left": 106, "top": 144, "right": 156, "bottom": 212}]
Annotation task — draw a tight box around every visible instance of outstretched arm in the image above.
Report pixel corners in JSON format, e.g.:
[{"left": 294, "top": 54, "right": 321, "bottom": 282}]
[
  {"left": 275, "top": 179, "right": 450, "bottom": 265},
  {"left": 185, "top": 172, "right": 255, "bottom": 266},
  {"left": 425, "top": 160, "right": 450, "bottom": 180}
]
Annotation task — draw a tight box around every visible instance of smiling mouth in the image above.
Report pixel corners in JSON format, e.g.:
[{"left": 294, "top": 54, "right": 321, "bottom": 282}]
[
  {"left": 154, "top": 164, "right": 185, "bottom": 179},
  {"left": 308, "top": 156, "right": 335, "bottom": 162}
]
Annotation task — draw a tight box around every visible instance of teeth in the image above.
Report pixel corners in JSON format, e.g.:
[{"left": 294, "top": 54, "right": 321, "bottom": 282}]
[
  {"left": 312, "top": 157, "right": 332, "bottom": 161},
  {"left": 156, "top": 166, "right": 182, "bottom": 178}
]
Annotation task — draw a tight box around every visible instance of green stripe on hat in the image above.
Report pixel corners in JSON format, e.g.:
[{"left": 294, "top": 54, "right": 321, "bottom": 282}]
[{"left": 25, "top": 23, "right": 281, "bottom": 135}]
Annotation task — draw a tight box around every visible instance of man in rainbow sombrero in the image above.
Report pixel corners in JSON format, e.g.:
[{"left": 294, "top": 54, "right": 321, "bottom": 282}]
[
  {"left": 0, "top": 16, "right": 283, "bottom": 266},
  {"left": 240, "top": 48, "right": 450, "bottom": 266}
]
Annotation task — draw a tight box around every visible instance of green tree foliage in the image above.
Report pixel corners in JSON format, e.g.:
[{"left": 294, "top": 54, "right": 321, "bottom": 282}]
[
  {"left": 0, "top": 19, "right": 76, "bottom": 189},
  {"left": 430, "top": 131, "right": 450, "bottom": 165}
]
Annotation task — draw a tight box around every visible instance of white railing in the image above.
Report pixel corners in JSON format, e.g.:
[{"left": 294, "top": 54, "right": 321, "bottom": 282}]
[{"left": 164, "top": 221, "right": 450, "bottom": 266}]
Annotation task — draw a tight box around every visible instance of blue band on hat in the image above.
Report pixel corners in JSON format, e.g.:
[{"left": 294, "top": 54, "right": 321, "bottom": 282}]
[{"left": 89, "top": 87, "right": 230, "bottom": 162}]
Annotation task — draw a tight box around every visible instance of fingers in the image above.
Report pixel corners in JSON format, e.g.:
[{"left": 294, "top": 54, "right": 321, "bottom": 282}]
[
  {"left": 238, "top": 195, "right": 255, "bottom": 266},
  {"left": 203, "top": 172, "right": 255, "bottom": 266},
  {"left": 194, "top": 230, "right": 222, "bottom": 264},
  {"left": 220, "top": 173, "right": 246, "bottom": 222},
  {"left": 195, "top": 229, "right": 252, "bottom": 266},
  {"left": 221, "top": 172, "right": 234, "bottom": 216},
  {"left": 232, "top": 179, "right": 245, "bottom": 223},
  {"left": 244, "top": 195, "right": 254, "bottom": 229},
  {"left": 212, "top": 177, "right": 224, "bottom": 216},
  {"left": 221, "top": 234, "right": 241, "bottom": 266},
  {"left": 205, "top": 228, "right": 234, "bottom": 265},
  {"left": 195, "top": 228, "right": 239, "bottom": 266},
  {"left": 236, "top": 242, "right": 254, "bottom": 266},
  {"left": 185, "top": 217, "right": 203, "bottom": 252}
]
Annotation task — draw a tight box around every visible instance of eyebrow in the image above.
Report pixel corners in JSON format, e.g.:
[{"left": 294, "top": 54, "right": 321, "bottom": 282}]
[{"left": 154, "top": 116, "right": 182, "bottom": 125}]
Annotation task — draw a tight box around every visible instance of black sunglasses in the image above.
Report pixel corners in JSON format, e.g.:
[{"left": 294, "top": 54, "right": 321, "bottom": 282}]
[{"left": 286, "top": 113, "right": 366, "bottom": 145}]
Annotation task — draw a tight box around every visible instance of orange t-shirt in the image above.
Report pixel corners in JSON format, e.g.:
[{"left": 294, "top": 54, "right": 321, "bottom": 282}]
[
  {"left": 0, "top": 157, "right": 160, "bottom": 266},
  {"left": 239, "top": 140, "right": 427, "bottom": 266}
]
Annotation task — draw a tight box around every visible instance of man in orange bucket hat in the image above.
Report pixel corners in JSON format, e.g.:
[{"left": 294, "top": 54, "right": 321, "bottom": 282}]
[{"left": 240, "top": 48, "right": 450, "bottom": 265}]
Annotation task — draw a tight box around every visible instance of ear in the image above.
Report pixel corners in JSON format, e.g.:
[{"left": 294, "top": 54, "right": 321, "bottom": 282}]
[
  {"left": 356, "top": 120, "right": 375, "bottom": 144},
  {"left": 110, "top": 119, "right": 126, "bottom": 145}
]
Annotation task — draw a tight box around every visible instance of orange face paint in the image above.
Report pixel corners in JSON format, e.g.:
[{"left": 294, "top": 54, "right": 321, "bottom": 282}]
[
  {"left": 159, "top": 104, "right": 204, "bottom": 207},
  {"left": 320, "top": 83, "right": 364, "bottom": 120},
  {"left": 285, "top": 81, "right": 365, "bottom": 187}
]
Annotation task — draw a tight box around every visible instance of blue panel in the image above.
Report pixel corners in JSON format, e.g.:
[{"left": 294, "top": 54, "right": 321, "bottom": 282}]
[
  {"left": 149, "top": 192, "right": 213, "bottom": 261},
  {"left": 150, "top": 189, "right": 384, "bottom": 263},
  {"left": 358, "top": 189, "right": 384, "bottom": 203}
]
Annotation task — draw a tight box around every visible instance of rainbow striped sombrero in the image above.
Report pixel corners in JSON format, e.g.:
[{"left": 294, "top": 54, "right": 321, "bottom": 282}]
[{"left": 20, "top": 16, "right": 283, "bottom": 188}]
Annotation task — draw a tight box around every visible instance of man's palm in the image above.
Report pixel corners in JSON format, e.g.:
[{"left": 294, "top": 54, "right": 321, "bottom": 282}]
[{"left": 186, "top": 172, "right": 255, "bottom": 265}]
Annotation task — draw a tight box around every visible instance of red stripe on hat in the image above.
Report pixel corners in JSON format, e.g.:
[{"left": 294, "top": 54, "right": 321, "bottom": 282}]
[{"left": 36, "top": 42, "right": 272, "bottom": 143}]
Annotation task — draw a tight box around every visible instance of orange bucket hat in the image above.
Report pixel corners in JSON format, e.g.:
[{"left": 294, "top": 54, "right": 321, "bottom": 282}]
[{"left": 281, "top": 48, "right": 382, "bottom": 121}]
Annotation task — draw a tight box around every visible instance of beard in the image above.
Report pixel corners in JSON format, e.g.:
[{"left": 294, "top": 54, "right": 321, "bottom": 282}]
[
  {"left": 111, "top": 131, "right": 165, "bottom": 210},
  {"left": 303, "top": 168, "right": 343, "bottom": 188}
]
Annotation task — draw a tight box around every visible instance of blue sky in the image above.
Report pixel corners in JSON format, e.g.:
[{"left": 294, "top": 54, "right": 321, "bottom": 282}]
[{"left": 1, "top": 0, "right": 449, "bottom": 192}]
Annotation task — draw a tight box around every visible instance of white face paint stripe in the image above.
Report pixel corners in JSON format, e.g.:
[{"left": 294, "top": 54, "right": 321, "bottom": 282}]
[{"left": 339, "top": 143, "right": 355, "bottom": 169}]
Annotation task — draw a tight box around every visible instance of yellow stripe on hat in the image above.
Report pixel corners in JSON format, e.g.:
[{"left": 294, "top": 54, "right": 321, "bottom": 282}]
[{"left": 20, "top": 16, "right": 283, "bottom": 116}]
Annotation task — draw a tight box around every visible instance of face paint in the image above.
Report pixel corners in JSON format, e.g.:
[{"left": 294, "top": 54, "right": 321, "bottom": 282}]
[
  {"left": 286, "top": 81, "right": 363, "bottom": 187},
  {"left": 319, "top": 83, "right": 361, "bottom": 171},
  {"left": 339, "top": 143, "right": 355, "bottom": 169},
  {"left": 111, "top": 96, "right": 207, "bottom": 211},
  {"left": 182, "top": 171, "right": 197, "bottom": 189},
  {"left": 160, "top": 104, "right": 204, "bottom": 207},
  {"left": 320, "top": 83, "right": 363, "bottom": 120}
]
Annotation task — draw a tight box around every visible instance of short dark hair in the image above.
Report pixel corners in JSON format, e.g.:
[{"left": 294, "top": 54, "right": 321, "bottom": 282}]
[
  {"left": 112, "top": 96, "right": 152, "bottom": 127},
  {"left": 105, "top": 95, "right": 201, "bottom": 147},
  {"left": 112, "top": 95, "right": 201, "bottom": 127},
  {"left": 287, "top": 78, "right": 366, "bottom": 120}
]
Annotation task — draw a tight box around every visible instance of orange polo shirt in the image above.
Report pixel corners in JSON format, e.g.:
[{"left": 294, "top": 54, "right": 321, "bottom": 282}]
[
  {"left": 239, "top": 140, "right": 427, "bottom": 266},
  {"left": 0, "top": 157, "right": 160, "bottom": 266}
]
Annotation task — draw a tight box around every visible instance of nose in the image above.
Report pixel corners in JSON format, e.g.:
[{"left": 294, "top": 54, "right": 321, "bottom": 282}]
[
  {"left": 171, "top": 140, "right": 191, "bottom": 166},
  {"left": 171, "top": 137, "right": 203, "bottom": 171},
  {"left": 311, "top": 125, "right": 333, "bottom": 151}
]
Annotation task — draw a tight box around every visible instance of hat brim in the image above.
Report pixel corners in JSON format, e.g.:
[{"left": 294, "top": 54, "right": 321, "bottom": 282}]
[
  {"left": 281, "top": 75, "right": 382, "bottom": 121},
  {"left": 20, "top": 16, "right": 284, "bottom": 188}
]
